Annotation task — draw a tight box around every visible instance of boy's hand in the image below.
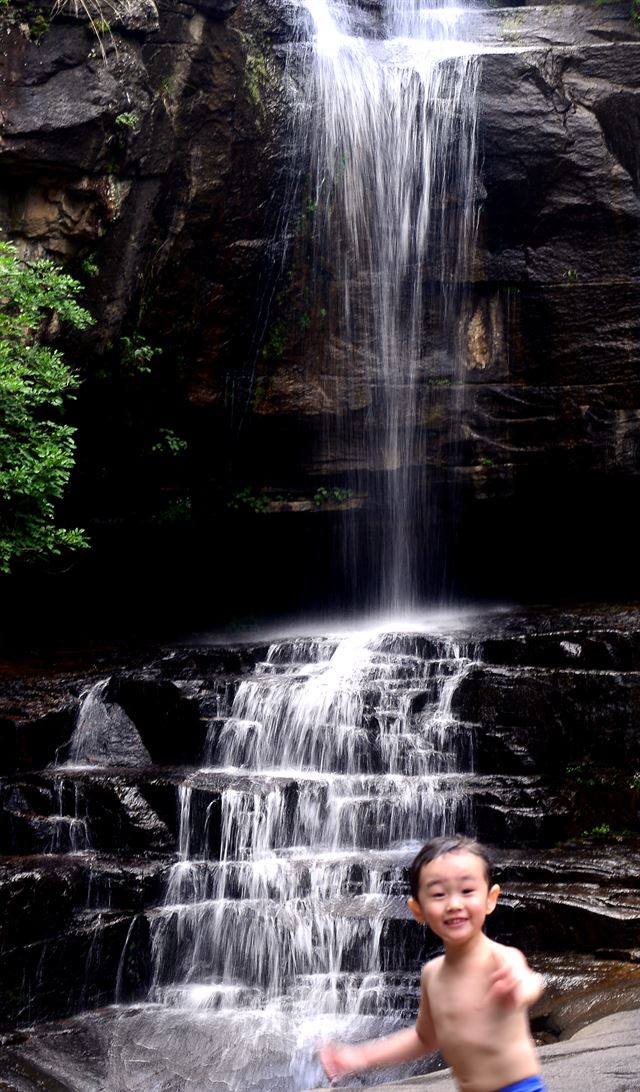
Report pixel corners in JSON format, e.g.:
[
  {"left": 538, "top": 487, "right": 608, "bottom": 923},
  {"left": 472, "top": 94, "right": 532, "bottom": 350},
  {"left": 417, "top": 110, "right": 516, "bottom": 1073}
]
[
  {"left": 318, "top": 1042, "right": 362, "bottom": 1083},
  {"left": 488, "top": 955, "right": 522, "bottom": 1005},
  {"left": 488, "top": 950, "right": 544, "bottom": 1009}
]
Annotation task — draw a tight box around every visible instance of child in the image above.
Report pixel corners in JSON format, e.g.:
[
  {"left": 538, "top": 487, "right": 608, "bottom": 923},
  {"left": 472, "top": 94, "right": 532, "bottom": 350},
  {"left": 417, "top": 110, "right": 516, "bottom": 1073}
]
[{"left": 319, "top": 835, "right": 546, "bottom": 1092}]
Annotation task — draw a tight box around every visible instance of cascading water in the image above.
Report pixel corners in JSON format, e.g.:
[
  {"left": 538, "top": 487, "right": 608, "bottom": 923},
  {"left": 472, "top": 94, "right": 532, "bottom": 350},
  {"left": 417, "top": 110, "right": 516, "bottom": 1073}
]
[
  {"left": 300, "top": 0, "right": 480, "bottom": 611},
  {"left": 144, "top": 630, "right": 477, "bottom": 1090}
]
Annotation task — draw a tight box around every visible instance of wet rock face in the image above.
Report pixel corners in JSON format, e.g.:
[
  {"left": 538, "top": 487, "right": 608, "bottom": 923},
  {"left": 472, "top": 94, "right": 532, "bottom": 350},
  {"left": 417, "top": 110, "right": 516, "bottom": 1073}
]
[
  {"left": 0, "top": 0, "right": 284, "bottom": 353},
  {"left": 1, "top": 4, "right": 639, "bottom": 597}
]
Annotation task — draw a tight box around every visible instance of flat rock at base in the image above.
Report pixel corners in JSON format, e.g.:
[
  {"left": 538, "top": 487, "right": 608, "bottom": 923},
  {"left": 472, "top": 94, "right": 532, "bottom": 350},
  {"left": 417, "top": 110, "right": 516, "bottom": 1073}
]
[{"left": 322, "top": 1007, "right": 640, "bottom": 1092}]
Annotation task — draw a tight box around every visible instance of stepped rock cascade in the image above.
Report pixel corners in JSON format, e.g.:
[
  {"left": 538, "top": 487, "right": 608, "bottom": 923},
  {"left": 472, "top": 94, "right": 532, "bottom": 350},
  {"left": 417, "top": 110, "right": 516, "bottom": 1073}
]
[
  {"left": 2, "top": 610, "right": 640, "bottom": 1088},
  {"left": 145, "top": 632, "right": 476, "bottom": 1089},
  {"left": 299, "top": 0, "right": 481, "bottom": 610}
]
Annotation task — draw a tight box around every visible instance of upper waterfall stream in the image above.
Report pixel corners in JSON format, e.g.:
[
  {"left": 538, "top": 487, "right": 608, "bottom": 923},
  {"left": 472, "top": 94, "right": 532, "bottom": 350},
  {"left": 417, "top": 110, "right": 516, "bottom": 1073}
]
[{"left": 299, "top": 0, "right": 480, "bottom": 611}]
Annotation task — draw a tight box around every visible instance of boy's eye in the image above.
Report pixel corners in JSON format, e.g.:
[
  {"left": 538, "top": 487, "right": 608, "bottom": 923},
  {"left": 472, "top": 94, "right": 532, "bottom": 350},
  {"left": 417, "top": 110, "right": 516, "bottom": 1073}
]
[
  {"left": 431, "top": 892, "right": 445, "bottom": 899},
  {"left": 462, "top": 888, "right": 475, "bottom": 895}
]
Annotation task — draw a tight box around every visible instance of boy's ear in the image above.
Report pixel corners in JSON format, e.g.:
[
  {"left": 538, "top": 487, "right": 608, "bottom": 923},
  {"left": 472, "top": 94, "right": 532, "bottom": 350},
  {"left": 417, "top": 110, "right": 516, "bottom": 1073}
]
[
  {"left": 485, "top": 883, "right": 500, "bottom": 915},
  {"left": 407, "top": 896, "right": 427, "bottom": 923}
]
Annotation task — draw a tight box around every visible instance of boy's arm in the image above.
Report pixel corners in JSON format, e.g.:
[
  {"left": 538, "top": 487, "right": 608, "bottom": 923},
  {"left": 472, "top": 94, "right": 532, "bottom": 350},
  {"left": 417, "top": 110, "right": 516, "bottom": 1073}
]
[
  {"left": 319, "top": 965, "right": 437, "bottom": 1081},
  {"left": 488, "top": 946, "right": 545, "bottom": 1009}
]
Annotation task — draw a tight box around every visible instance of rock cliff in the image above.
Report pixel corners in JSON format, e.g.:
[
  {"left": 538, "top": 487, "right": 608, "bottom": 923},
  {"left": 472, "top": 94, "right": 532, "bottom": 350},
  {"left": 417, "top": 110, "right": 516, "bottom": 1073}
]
[{"left": 1, "top": 1, "right": 640, "bottom": 624}]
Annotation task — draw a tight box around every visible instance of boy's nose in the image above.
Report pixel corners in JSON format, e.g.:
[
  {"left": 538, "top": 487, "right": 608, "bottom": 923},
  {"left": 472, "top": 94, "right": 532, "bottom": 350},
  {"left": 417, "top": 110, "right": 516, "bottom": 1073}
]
[{"left": 445, "top": 892, "right": 463, "bottom": 910}]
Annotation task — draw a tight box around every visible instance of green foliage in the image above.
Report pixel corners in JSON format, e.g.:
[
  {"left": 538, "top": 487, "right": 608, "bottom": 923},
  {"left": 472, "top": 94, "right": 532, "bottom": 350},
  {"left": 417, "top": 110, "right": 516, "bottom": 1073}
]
[
  {"left": 227, "top": 487, "right": 270, "bottom": 514},
  {"left": 160, "top": 74, "right": 178, "bottom": 103},
  {"left": 313, "top": 486, "right": 352, "bottom": 508},
  {"left": 581, "top": 822, "right": 611, "bottom": 838},
  {"left": 632, "top": 0, "right": 640, "bottom": 24},
  {"left": 153, "top": 496, "right": 191, "bottom": 525},
  {"left": 81, "top": 254, "right": 99, "bottom": 279},
  {"left": 581, "top": 822, "right": 636, "bottom": 839},
  {"left": 29, "top": 12, "right": 50, "bottom": 38},
  {"left": 566, "top": 763, "right": 597, "bottom": 786},
  {"left": 251, "top": 376, "right": 267, "bottom": 411},
  {"left": 563, "top": 269, "right": 579, "bottom": 284},
  {"left": 261, "top": 319, "right": 286, "bottom": 363},
  {"left": 479, "top": 458, "right": 496, "bottom": 469},
  {"left": 0, "top": 242, "right": 92, "bottom": 573},
  {"left": 94, "top": 17, "right": 110, "bottom": 32},
  {"left": 243, "top": 40, "right": 276, "bottom": 125},
  {"left": 119, "top": 333, "right": 161, "bottom": 376},
  {"left": 115, "top": 112, "right": 140, "bottom": 132},
  {"left": 151, "top": 428, "right": 187, "bottom": 457}
]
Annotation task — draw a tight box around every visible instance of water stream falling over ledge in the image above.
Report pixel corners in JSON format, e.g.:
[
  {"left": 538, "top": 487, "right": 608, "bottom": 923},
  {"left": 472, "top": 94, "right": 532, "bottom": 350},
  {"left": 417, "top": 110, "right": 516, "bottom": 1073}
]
[
  {"left": 299, "top": 0, "right": 481, "bottom": 611},
  {"left": 123, "top": 630, "right": 472, "bottom": 1090}
]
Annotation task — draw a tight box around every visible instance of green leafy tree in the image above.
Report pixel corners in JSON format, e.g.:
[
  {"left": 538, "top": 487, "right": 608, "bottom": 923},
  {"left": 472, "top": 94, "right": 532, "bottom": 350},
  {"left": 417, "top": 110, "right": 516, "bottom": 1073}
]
[{"left": 0, "top": 242, "right": 93, "bottom": 572}]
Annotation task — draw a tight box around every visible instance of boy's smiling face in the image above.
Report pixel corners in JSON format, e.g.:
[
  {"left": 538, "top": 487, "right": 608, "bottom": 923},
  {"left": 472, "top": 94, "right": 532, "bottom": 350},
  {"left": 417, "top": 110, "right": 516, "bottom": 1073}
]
[{"left": 407, "top": 850, "right": 500, "bottom": 945}]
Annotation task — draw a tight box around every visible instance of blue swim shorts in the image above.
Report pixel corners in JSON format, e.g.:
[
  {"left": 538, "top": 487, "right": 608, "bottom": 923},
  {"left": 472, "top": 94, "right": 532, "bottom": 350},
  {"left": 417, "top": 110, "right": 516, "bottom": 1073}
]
[{"left": 496, "top": 1078, "right": 547, "bottom": 1092}]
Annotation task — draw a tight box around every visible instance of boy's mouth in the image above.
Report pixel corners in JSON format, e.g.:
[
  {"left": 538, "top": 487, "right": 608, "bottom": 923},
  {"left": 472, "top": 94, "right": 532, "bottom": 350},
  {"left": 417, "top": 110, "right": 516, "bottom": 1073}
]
[{"left": 444, "top": 917, "right": 467, "bottom": 927}]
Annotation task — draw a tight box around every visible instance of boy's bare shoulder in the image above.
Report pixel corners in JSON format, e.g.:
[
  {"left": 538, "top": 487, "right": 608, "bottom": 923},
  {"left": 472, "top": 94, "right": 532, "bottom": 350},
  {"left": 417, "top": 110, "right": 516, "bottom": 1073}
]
[
  {"left": 486, "top": 937, "right": 530, "bottom": 965},
  {"left": 421, "top": 954, "right": 444, "bottom": 981}
]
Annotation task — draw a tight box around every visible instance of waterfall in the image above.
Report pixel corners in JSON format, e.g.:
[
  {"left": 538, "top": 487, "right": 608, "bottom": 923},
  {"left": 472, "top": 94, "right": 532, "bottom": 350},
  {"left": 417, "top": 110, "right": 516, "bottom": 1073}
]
[
  {"left": 299, "top": 0, "right": 480, "bottom": 611},
  {"left": 139, "top": 9, "right": 483, "bottom": 1081},
  {"left": 146, "top": 629, "right": 477, "bottom": 1090}
]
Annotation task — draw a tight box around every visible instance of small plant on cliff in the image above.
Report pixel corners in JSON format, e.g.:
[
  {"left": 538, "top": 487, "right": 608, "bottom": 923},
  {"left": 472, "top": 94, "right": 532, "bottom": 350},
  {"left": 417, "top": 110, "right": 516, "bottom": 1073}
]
[
  {"left": 29, "top": 13, "right": 51, "bottom": 39},
  {"left": 150, "top": 429, "right": 187, "bottom": 458},
  {"left": 81, "top": 253, "right": 99, "bottom": 279},
  {"left": 0, "top": 242, "right": 92, "bottom": 573},
  {"left": 119, "top": 333, "right": 161, "bottom": 376},
  {"left": 115, "top": 112, "right": 140, "bottom": 132},
  {"left": 51, "top": 0, "right": 115, "bottom": 60},
  {"left": 313, "top": 486, "right": 352, "bottom": 508},
  {"left": 581, "top": 822, "right": 611, "bottom": 838},
  {"left": 227, "top": 487, "right": 270, "bottom": 514},
  {"left": 260, "top": 318, "right": 287, "bottom": 363}
]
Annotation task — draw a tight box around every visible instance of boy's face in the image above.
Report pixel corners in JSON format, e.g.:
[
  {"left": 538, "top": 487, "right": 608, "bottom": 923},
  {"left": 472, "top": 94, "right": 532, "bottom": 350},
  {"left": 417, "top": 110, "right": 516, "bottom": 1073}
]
[{"left": 407, "top": 850, "right": 500, "bottom": 944}]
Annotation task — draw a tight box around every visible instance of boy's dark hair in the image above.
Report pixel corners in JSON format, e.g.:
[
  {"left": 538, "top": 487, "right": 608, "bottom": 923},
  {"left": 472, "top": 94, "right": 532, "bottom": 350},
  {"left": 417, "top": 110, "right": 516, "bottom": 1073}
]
[{"left": 409, "top": 836, "right": 493, "bottom": 900}]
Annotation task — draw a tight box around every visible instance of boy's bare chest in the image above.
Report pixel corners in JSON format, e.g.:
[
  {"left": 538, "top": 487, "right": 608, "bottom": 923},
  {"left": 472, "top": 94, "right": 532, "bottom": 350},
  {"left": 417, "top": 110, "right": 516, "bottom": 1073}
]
[{"left": 429, "top": 968, "right": 493, "bottom": 1029}]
